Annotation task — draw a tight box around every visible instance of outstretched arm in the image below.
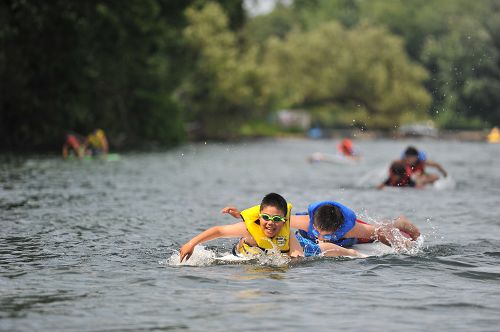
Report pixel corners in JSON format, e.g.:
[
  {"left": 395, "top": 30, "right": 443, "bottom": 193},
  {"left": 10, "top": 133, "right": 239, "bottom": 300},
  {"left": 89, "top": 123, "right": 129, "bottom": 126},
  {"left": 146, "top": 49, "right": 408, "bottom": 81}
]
[
  {"left": 426, "top": 160, "right": 447, "bottom": 177},
  {"left": 62, "top": 144, "right": 69, "bottom": 159},
  {"left": 345, "top": 222, "right": 380, "bottom": 241},
  {"left": 179, "top": 222, "right": 247, "bottom": 262},
  {"left": 392, "top": 215, "right": 420, "bottom": 240},
  {"left": 221, "top": 206, "right": 242, "bottom": 219},
  {"left": 377, "top": 177, "right": 390, "bottom": 189},
  {"left": 345, "top": 218, "right": 420, "bottom": 246},
  {"left": 318, "top": 242, "right": 361, "bottom": 257}
]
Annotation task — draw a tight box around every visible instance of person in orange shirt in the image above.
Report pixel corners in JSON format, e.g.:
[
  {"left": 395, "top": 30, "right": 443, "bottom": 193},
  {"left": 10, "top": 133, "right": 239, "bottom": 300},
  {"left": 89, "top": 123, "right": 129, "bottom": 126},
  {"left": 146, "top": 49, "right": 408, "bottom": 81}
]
[{"left": 337, "top": 138, "right": 361, "bottom": 160}]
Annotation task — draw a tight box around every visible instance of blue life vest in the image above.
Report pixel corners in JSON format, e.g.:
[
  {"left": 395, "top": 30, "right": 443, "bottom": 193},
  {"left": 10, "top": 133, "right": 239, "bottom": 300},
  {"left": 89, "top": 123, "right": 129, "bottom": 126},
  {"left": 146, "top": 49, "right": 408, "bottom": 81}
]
[
  {"left": 296, "top": 229, "right": 358, "bottom": 248},
  {"left": 298, "top": 201, "right": 357, "bottom": 247}
]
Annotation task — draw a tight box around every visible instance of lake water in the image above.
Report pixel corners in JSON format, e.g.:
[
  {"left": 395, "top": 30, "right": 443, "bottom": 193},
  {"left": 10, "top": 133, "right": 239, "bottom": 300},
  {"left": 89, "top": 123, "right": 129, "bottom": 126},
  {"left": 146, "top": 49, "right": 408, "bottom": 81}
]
[{"left": 1, "top": 139, "right": 500, "bottom": 331}]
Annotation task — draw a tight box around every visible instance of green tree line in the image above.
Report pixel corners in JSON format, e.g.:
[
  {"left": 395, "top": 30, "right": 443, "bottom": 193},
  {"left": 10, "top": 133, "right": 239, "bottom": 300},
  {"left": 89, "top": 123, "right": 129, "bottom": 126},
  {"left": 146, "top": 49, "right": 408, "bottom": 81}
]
[{"left": 1, "top": 0, "right": 499, "bottom": 150}]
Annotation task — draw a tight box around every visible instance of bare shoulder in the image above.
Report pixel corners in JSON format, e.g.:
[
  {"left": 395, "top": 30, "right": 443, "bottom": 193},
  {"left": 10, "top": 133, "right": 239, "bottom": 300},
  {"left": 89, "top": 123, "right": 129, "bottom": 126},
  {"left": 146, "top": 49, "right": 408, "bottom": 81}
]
[{"left": 290, "top": 214, "right": 310, "bottom": 230}]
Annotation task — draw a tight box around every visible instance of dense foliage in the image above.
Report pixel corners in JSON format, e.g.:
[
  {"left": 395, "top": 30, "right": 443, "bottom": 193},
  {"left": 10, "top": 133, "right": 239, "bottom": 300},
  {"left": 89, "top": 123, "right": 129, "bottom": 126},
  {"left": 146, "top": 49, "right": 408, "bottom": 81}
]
[{"left": 1, "top": 0, "right": 499, "bottom": 150}]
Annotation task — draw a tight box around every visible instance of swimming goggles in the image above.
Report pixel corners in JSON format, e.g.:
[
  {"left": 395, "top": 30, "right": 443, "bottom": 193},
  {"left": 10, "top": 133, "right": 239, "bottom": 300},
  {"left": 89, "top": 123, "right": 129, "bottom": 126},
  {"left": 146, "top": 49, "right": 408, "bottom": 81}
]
[
  {"left": 259, "top": 213, "right": 286, "bottom": 223},
  {"left": 311, "top": 227, "right": 336, "bottom": 241}
]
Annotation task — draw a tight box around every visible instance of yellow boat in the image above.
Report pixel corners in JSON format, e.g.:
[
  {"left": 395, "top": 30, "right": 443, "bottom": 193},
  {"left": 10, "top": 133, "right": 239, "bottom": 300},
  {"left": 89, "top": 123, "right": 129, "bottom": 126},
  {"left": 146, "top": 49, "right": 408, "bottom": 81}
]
[{"left": 487, "top": 127, "right": 500, "bottom": 143}]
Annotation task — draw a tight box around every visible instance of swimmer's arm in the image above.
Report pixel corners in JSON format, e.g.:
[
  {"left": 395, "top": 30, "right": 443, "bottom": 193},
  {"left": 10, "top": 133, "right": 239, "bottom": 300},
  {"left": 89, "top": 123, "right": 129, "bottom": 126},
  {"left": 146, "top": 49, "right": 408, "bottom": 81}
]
[
  {"left": 392, "top": 215, "right": 421, "bottom": 240},
  {"left": 62, "top": 144, "right": 69, "bottom": 159},
  {"left": 288, "top": 234, "right": 304, "bottom": 257},
  {"left": 318, "top": 242, "right": 361, "bottom": 257},
  {"left": 345, "top": 222, "right": 395, "bottom": 246},
  {"left": 345, "top": 222, "right": 381, "bottom": 242},
  {"left": 425, "top": 160, "right": 447, "bottom": 177},
  {"left": 346, "top": 219, "right": 417, "bottom": 247},
  {"left": 221, "top": 206, "right": 242, "bottom": 219},
  {"left": 376, "top": 177, "right": 390, "bottom": 189},
  {"left": 290, "top": 215, "right": 309, "bottom": 230},
  {"left": 180, "top": 222, "right": 247, "bottom": 262}
]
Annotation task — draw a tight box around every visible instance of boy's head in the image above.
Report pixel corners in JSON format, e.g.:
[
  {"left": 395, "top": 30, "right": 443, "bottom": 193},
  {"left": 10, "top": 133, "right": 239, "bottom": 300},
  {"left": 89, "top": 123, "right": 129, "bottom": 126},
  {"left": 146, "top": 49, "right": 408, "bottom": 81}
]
[
  {"left": 258, "top": 193, "right": 288, "bottom": 238},
  {"left": 260, "top": 193, "right": 287, "bottom": 215},
  {"left": 404, "top": 146, "right": 419, "bottom": 157},
  {"left": 390, "top": 161, "right": 408, "bottom": 179},
  {"left": 403, "top": 146, "right": 419, "bottom": 165},
  {"left": 313, "top": 204, "right": 344, "bottom": 233}
]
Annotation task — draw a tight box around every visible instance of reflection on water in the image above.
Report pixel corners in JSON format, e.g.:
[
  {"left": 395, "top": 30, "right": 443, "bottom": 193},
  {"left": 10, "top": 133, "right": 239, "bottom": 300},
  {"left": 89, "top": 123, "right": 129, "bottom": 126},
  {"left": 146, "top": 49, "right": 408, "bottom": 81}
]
[
  {"left": 236, "top": 265, "right": 290, "bottom": 281},
  {"left": 1, "top": 139, "right": 500, "bottom": 330}
]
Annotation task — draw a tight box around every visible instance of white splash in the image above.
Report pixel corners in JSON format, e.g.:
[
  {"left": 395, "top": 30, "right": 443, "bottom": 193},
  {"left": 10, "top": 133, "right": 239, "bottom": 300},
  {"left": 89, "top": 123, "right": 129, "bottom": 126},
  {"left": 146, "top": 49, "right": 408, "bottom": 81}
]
[
  {"left": 161, "top": 245, "right": 216, "bottom": 267},
  {"left": 375, "top": 222, "right": 425, "bottom": 255},
  {"left": 432, "top": 175, "right": 456, "bottom": 190}
]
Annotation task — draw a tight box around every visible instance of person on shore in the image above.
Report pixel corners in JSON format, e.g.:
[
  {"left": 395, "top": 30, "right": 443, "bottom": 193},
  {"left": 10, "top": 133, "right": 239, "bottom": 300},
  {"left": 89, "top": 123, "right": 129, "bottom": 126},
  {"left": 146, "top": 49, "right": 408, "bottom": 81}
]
[
  {"left": 179, "top": 193, "right": 360, "bottom": 262},
  {"left": 62, "top": 132, "right": 85, "bottom": 159},
  {"left": 222, "top": 200, "right": 420, "bottom": 257},
  {"left": 402, "top": 146, "right": 447, "bottom": 185}
]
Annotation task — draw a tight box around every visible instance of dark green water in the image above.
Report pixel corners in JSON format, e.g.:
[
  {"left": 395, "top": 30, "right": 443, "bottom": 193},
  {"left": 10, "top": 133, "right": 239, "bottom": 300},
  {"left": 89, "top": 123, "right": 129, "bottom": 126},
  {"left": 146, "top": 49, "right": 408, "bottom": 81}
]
[{"left": 1, "top": 139, "right": 500, "bottom": 331}]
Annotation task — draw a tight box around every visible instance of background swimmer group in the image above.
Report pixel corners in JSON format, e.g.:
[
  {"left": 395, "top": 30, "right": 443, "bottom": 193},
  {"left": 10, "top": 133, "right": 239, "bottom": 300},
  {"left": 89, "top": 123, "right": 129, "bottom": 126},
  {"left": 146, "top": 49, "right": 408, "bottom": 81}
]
[
  {"left": 378, "top": 146, "right": 447, "bottom": 188},
  {"left": 62, "top": 129, "right": 109, "bottom": 159},
  {"left": 180, "top": 193, "right": 420, "bottom": 262}
]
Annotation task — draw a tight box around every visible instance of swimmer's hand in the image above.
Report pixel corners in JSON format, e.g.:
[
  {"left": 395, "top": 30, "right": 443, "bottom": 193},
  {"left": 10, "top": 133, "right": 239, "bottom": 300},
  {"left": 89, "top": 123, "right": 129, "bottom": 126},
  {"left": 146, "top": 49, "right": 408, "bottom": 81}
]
[
  {"left": 221, "top": 206, "right": 241, "bottom": 219},
  {"left": 180, "top": 242, "right": 195, "bottom": 262},
  {"left": 351, "top": 249, "right": 367, "bottom": 258},
  {"left": 394, "top": 216, "right": 421, "bottom": 240}
]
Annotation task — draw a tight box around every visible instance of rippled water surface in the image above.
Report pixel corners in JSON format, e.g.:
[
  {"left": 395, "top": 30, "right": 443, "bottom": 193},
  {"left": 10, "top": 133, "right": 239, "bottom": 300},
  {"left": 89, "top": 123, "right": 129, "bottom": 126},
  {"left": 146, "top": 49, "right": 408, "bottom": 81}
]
[{"left": 1, "top": 139, "right": 500, "bottom": 331}]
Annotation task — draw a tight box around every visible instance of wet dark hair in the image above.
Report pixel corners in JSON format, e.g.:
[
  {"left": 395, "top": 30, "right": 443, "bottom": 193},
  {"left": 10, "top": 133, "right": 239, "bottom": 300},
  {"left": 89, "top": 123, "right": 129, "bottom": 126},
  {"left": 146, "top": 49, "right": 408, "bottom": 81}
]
[
  {"left": 260, "top": 193, "right": 287, "bottom": 216},
  {"left": 404, "top": 146, "right": 419, "bottom": 157},
  {"left": 313, "top": 204, "right": 344, "bottom": 232},
  {"left": 390, "top": 161, "right": 408, "bottom": 177}
]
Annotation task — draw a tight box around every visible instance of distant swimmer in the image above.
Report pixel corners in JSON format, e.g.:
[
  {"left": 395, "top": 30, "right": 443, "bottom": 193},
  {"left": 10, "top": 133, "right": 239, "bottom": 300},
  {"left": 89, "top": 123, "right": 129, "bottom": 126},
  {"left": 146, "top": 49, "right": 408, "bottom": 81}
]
[
  {"left": 308, "top": 138, "right": 360, "bottom": 164},
  {"left": 337, "top": 138, "right": 360, "bottom": 159},
  {"left": 223, "top": 200, "right": 421, "bottom": 256},
  {"left": 487, "top": 127, "right": 500, "bottom": 143},
  {"left": 179, "top": 193, "right": 361, "bottom": 262},
  {"left": 85, "top": 129, "right": 109, "bottom": 157},
  {"left": 402, "top": 146, "right": 447, "bottom": 186},
  {"left": 62, "top": 132, "right": 85, "bottom": 159},
  {"left": 378, "top": 161, "right": 421, "bottom": 189}
]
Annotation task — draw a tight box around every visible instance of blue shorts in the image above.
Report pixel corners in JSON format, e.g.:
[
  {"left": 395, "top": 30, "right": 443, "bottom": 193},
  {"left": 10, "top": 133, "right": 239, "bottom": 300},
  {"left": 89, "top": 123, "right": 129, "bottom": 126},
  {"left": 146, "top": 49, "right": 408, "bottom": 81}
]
[{"left": 295, "top": 231, "right": 322, "bottom": 257}]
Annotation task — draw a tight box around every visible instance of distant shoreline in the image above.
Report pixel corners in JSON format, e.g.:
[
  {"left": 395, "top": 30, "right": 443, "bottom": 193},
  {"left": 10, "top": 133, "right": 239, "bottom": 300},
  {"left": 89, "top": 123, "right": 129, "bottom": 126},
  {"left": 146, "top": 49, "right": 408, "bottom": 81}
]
[
  {"left": 314, "top": 129, "right": 490, "bottom": 142},
  {"left": 0, "top": 129, "right": 492, "bottom": 155}
]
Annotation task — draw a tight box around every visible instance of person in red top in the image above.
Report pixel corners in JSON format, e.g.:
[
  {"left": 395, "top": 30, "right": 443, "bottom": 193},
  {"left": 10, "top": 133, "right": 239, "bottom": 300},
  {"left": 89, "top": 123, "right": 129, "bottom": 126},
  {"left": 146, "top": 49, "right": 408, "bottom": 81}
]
[
  {"left": 62, "top": 132, "right": 85, "bottom": 159},
  {"left": 378, "top": 161, "right": 424, "bottom": 189}
]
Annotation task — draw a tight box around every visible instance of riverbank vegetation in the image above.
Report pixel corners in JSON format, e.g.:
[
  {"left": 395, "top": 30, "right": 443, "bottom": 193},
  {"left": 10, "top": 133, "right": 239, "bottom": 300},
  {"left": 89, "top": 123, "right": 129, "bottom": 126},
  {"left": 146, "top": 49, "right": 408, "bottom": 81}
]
[{"left": 1, "top": 0, "right": 499, "bottom": 150}]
